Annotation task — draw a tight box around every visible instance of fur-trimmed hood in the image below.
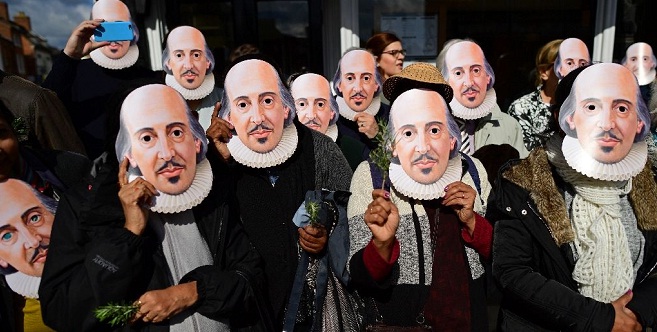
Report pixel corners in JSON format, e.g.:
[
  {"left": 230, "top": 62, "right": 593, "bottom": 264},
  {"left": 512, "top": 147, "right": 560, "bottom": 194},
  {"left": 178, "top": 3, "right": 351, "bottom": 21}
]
[{"left": 502, "top": 147, "right": 657, "bottom": 246}]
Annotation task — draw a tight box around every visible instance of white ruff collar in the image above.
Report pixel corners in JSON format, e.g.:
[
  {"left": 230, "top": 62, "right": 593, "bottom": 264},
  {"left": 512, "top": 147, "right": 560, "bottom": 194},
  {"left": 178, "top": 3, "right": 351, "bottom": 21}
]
[
  {"left": 337, "top": 95, "right": 381, "bottom": 121},
  {"left": 129, "top": 158, "right": 213, "bottom": 214},
  {"left": 6, "top": 272, "right": 40, "bottom": 299},
  {"left": 637, "top": 69, "right": 656, "bottom": 86},
  {"left": 562, "top": 135, "right": 647, "bottom": 181},
  {"left": 389, "top": 156, "right": 462, "bottom": 200},
  {"left": 165, "top": 73, "right": 216, "bottom": 101},
  {"left": 325, "top": 124, "right": 338, "bottom": 142},
  {"left": 89, "top": 44, "right": 139, "bottom": 70},
  {"left": 227, "top": 124, "right": 298, "bottom": 168},
  {"left": 449, "top": 89, "right": 497, "bottom": 120}
]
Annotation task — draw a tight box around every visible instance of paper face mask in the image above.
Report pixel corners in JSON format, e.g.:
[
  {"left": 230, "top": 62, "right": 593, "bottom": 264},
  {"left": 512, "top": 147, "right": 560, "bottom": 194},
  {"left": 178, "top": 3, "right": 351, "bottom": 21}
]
[
  {"left": 116, "top": 85, "right": 203, "bottom": 195},
  {"left": 91, "top": 0, "right": 135, "bottom": 60},
  {"left": 0, "top": 179, "right": 55, "bottom": 277},
  {"left": 223, "top": 59, "right": 291, "bottom": 153},
  {"left": 623, "top": 42, "right": 657, "bottom": 86},
  {"left": 561, "top": 63, "right": 646, "bottom": 165},
  {"left": 391, "top": 89, "right": 456, "bottom": 184},
  {"left": 336, "top": 50, "right": 380, "bottom": 112},
  {"left": 444, "top": 41, "right": 492, "bottom": 109},
  {"left": 291, "top": 73, "right": 337, "bottom": 135},
  {"left": 165, "top": 26, "right": 212, "bottom": 90},
  {"left": 555, "top": 38, "right": 590, "bottom": 79}
]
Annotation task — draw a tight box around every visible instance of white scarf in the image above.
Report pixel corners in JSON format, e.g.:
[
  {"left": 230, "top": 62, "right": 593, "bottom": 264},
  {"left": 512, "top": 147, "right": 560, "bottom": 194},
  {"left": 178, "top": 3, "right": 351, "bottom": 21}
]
[
  {"left": 89, "top": 44, "right": 139, "bottom": 70},
  {"left": 546, "top": 136, "right": 634, "bottom": 303},
  {"left": 389, "top": 156, "right": 462, "bottom": 200},
  {"left": 449, "top": 89, "right": 497, "bottom": 120},
  {"left": 325, "top": 124, "right": 339, "bottom": 142},
  {"left": 562, "top": 135, "right": 647, "bottom": 181},
  {"left": 149, "top": 209, "right": 228, "bottom": 331},
  {"left": 227, "top": 124, "right": 298, "bottom": 168},
  {"left": 336, "top": 95, "right": 381, "bottom": 121},
  {"left": 165, "top": 73, "right": 216, "bottom": 101},
  {"left": 128, "top": 158, "right": 213, "bottom": 214},
  {"left": 5, "top": 272, "right": 40, "bottom": 299}
]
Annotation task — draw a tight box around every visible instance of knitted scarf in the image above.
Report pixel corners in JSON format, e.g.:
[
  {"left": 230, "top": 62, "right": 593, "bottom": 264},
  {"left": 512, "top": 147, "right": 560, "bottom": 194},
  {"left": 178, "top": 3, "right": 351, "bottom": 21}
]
[
  {"left": 546, "top": 136, "right": 634, "bottom": 303},
  {"left": 422, "top": 200, "right": 471, "bottom": 331}
]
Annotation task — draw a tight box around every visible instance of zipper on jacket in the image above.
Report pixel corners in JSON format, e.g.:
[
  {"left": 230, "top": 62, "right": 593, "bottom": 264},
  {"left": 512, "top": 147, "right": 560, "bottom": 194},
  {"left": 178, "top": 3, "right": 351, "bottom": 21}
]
[{"left": 527, "top": 202, "right": 555, "bottom": 240}]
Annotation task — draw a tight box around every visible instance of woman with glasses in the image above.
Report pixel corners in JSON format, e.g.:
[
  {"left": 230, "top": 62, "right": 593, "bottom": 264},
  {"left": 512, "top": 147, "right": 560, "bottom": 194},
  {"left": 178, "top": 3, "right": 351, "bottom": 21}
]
[
  {"left": 507, "top": 39, "right": 563, "bottom": 151},
  {"left": 366, "top": 32, "right": 406, "bottom": 83}
]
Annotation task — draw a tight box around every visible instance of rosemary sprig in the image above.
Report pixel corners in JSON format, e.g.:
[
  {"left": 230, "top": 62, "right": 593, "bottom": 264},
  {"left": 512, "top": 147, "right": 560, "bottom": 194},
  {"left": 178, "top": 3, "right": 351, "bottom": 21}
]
[
  {"left": 94, "top": 302, "right": 140, "bottom": 327},
  {"left": 369, "top": 118, "right": 395, "bottom": 190},
  {"left": 305, "top": 200, "right": 321, "bottom": 227}
]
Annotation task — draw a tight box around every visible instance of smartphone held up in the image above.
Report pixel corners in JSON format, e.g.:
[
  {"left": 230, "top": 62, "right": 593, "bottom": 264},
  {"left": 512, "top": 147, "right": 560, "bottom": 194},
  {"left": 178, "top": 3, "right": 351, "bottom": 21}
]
[{"left": 94, "top": 21, "right": 134, "bottom": 42}]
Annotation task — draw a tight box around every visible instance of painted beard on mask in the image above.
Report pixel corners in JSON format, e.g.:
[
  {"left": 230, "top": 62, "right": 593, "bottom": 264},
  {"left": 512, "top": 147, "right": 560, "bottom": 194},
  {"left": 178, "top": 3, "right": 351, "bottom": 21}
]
[
  {"left": 350, "top": 91, "right": 368, "bottom": 107},
  {"left": 461, "top": 86, "right": 480, "bottom": 103},
  {"left": 181, "top": 69, "right": 200, "bottom": 84},
  {"left": 155, "top": 159, "right": 186, "bottom": 184},
  {"left": 412, "top": 152, "right": 438, "bottom": 175}
]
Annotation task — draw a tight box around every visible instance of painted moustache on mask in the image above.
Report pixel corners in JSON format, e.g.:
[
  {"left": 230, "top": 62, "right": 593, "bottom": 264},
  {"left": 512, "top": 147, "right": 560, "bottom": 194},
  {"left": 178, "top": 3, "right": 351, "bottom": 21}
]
[
  {"left": 156, "top": 159, "right": 185, "bottom": 173},
  {"left": 461, "top": 86, "right": 480, "bottom": 94},
  {"left": 592, "top": 130, "right": 621, "bottom": 141},
  {"left": 181, "top": 69, "right": 199, "bottom": 81},
  {"left": 304, "top": 119, "right": 322, "bottom": 127},
  {"left": 248, "top": 123, "right": 274, "bottom": 134},
  {"left": 412, "top": 152, "right": 438, "bottom": 164}
]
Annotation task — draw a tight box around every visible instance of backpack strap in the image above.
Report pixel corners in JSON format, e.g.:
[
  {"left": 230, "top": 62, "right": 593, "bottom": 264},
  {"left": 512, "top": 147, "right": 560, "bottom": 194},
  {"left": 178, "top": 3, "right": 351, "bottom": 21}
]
[{"left": 460, "top": 153, "right": 484, "bottom": 206}]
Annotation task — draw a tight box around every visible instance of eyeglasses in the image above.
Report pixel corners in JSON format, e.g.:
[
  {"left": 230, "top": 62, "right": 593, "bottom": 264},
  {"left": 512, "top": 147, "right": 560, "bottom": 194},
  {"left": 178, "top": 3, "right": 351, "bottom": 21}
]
[{"left": 382, "top": 49, "right": 407, "bottom": 57}]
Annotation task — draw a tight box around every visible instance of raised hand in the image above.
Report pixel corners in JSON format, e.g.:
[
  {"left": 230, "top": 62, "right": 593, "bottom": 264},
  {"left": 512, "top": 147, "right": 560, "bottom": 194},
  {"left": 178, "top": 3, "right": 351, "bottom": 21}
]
[
  {"left": 354, "top": 113, "right": 379, "bottom": 139},
  {"left": 364, "top": 189, "right": 399, "bottom": 261},
  {"left": 443, "top": 181, "right": 478, "bottom": 235},
  {"left": 206, "top": 102, "right": 233, "bottom": 161},
  {"left": 64, "top": 19, "right": 110, "bottom": 59},
  {"left": 118, "top": 158, "right": 158, "bottom": 236}
]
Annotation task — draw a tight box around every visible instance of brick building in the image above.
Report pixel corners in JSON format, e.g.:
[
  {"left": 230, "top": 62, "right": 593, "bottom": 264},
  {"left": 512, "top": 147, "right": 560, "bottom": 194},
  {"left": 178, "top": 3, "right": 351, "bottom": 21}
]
[{"left": 0, "top": 2, "right": 57, "bottom": 82}]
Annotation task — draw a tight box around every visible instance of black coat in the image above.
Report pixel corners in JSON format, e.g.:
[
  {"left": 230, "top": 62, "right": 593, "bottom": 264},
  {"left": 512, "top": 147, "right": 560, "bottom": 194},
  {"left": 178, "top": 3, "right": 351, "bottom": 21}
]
[
  {"left": 38, "top": 154, "right": 271, "bottom": 331},
  {"left": 489, "top": 148, "right": 657, "bottom": 331},
  {"left": 336, "top": 102, "right": 390, "bottom": 157},
  {"left": 0, "top": 146, "right": 90, "bottom": 332},
  {"left": 42, "top": 52, "right": 159, "bottom": 159}
]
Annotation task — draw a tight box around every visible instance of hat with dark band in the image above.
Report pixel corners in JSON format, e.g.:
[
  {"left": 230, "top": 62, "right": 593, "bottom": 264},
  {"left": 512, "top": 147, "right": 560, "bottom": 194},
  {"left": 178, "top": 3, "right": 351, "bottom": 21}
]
[{"left": 383, "top": 62, "right": 453, "bottom": 104}]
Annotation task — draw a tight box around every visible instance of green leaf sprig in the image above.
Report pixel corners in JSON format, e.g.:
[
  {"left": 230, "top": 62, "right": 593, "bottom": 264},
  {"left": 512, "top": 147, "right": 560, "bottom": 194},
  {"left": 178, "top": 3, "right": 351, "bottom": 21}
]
[
  {"left": 94, "top": 302, "right": 140, "bottom": 327},
  {"left": 305, "top": 200, "right": 321, "bottom": 227},
  {"left": 369, "top": 118, "right": 396, "bottom": 190}
]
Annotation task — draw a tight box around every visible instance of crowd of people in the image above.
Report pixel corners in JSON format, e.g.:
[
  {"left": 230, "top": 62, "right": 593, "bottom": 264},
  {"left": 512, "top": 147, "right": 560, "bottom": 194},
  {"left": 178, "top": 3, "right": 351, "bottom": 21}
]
[{"left": 2, "top": 0, "right": 657, "bottom": 331}]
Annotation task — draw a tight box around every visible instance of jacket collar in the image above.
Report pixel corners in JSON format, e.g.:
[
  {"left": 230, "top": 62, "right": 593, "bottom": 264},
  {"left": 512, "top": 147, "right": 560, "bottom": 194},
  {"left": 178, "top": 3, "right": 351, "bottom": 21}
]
[
  {"left": 503, "top": 147, "right": 657, "bottom": 246},
  {"left": 474, "top": 104, "right": 502, "bottom": 130}
]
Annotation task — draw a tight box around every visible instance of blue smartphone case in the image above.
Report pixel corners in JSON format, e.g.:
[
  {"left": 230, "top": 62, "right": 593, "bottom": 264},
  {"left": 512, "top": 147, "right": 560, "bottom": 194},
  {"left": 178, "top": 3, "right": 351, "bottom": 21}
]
[{"left": 94, "top": 22, "right": 133, "bottom": 42}]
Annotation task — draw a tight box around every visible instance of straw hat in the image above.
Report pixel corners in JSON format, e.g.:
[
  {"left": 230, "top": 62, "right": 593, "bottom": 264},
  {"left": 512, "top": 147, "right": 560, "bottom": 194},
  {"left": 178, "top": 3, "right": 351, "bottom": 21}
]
[{"left": 383, "top": 62, "right": 453, "bottom": 104}]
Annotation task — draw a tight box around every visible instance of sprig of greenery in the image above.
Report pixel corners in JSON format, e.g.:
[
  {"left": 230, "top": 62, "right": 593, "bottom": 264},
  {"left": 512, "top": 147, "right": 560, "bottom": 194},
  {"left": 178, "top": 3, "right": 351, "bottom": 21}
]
[
  {"left": 94, "top": 302, "right": 140, "bottom": 327},
  {"left": 369, "top": 118, "right": 395, "bottom": 190},
  {"left": 305, "top": 200, "right": 321, "bottom": 227}
]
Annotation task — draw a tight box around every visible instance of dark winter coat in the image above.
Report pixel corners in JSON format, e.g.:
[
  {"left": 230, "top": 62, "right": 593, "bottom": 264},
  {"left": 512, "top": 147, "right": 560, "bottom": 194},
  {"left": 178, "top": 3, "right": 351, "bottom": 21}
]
[
  {"left": 38, "top": 154, "right": 271, "bottom": 331},
  {"left": 489, "top": 148, "right": 657, "bottom": 331}
]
